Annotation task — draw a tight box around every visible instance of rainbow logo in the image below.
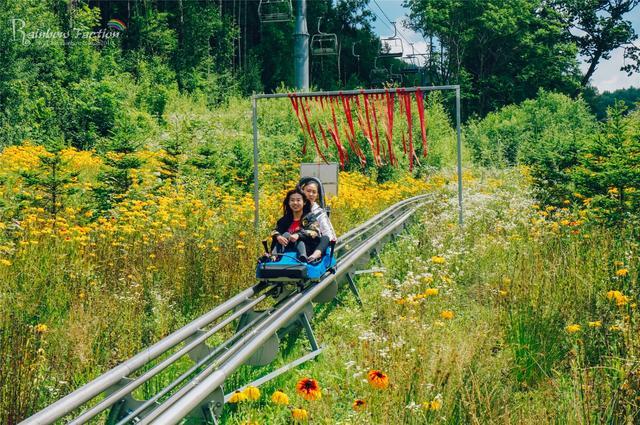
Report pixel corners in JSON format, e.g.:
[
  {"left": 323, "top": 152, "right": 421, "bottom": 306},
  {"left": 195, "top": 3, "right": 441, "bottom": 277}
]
[{"left": 107, "top": 18, "right": 127, "bottom": 31}]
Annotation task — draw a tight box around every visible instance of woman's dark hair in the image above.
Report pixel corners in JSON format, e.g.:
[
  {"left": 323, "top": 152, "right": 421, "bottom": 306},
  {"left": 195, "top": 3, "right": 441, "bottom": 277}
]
[
  {"left": 282, "top": 188, "right": 311, "bottom": 219},
  {"left": 298, "top": 177, "right": 325, "bottom": 208}
]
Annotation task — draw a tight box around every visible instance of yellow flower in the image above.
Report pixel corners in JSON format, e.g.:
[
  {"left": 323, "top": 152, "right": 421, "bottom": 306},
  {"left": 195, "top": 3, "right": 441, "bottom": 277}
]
[
  {"left": 423, "top": 288, "right": 439, "bottom": 297},
  {"left": 228, "top": 390, "right": 248, "bottom": 403},
  {"left": 352, "top": 398, "right": 366, "bottom": 411},
  {"left": 429, "top": 399, "right": 443, "bottom": 410},
  {"left": 0, "top": 259, "right": 11, "bottom": 266},
  {"left": 367, "top": 370, "right": 389, "bottom": 389},
  {"left": 588, "top": 321, "right": 602, "bottom": 328},
  {"left": 502, "top": 277, "right": 512, "bottom": 285},
  {"left": 614, "top": 261, "right": 624, "bottom": 267},
  {"left": 615, "top": 295, "right": 630, "bottom": 307},
  {"left": 271, "top": 390, "right": 290, "bottom": 405},
  {"left": 34, "top": 323, "right": 48, "bottom": 334},
  {"left": 609, "top": 325, "right": 623, "bottom": 332},
  {"left": 566, "top": 324, "right": 581, "bottom": 334},
  {"left": 431, "top": 256, "right": 446, "bottom": 264},
  {"left": 243, "top": 386, "right": 260, "bottom": 401},
  {"left": 615, "top": 268, "right": 629, "bottom": 277},
  {"left": 240, "top": 421, "right": 259, "bottom": 425},
  {"left": 607, "top": 290, "right": 623, "bottom": 301},
  {"left": 499, "top": 290, "right": 508, "bottom": 297},
  {"left": 607, "top": 290, "right": 630, "bottom": 306},
  {"left": 291, "top": 408, "right": 308, "bottom": 422},
  {"left": 296, "top": 378, "right": 321, "bottom": 401},
  {"left": 440, "top": 310, "right": 454, "bottom": 320},
  {"left": 373, "top": 271, "right": 384, "bottom": 277}
]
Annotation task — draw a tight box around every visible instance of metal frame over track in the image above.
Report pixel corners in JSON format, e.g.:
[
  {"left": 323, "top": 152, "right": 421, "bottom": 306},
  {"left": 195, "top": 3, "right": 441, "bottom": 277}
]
[{"left": 21, "top": 194, "right": 429, "bottom": 425}]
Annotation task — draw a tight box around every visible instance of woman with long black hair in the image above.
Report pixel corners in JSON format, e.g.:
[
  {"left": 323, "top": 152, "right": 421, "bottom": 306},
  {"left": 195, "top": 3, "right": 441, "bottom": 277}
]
[{"left": 270, "top": 188, "right": 330, "bottom": 263}]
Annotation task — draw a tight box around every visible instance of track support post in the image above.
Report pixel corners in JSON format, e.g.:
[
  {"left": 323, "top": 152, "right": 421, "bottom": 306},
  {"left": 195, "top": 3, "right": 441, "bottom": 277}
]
[
  {"left": 346, "top": 273, "right": 363, "bottom": 307},
  {"left": 299, "top": 311, "right": 319, "bottom": 351}
]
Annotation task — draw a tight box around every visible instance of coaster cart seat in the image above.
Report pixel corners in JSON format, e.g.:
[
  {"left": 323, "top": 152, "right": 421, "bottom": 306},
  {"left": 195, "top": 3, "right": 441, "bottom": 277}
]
[{"left": 255, "top": 176, "right": 336, "bottom": 284}]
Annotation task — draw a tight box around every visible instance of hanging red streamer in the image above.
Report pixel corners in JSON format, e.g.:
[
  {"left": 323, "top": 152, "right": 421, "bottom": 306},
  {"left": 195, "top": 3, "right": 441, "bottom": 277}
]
[
  {"left": 329, "top": 99, "right": 347, "bottom": 167},
  {"left": 300, "top": 97, "right": 327, "bottom": 163},
  {"left": 363, "top": 93, "right": 383, "bottom": 165},
  {"left": 384, "top": 91, "right": 396, "bottom": 166},
  {"left": 289, "top": 95, "right": 308, "bottom": 155},
  {"left": 415, "top": 89, "right": 428, "bottom": 157},
  {"left": 354, "top": 94, "right": 380, "bottom": 166},
  {"left": 370, "top": 97, "right": 384, "bottom": 162},
  {"left": 402, "top": 92, "right": 415, "bottom": 171},
  {"left": 340, "top": 94, "right": 367, "bottom": 166}
]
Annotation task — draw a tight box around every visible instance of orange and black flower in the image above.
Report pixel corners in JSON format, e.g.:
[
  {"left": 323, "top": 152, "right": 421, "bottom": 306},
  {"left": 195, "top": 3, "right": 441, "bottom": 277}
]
[
  {"left": 296, "top": 377, "right": 322, "bottom": 401},
  {"left": 352, "top": 398, "right": 367, "bottom": 411},
  {"left": 367, "top": 370, "right": 389, "bottom": 389}
]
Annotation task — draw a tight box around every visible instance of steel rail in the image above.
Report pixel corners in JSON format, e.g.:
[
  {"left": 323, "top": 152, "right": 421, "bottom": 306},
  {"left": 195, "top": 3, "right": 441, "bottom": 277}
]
[
  {"left": 335, "top": 194, "right": 428, "bottom": 251},
  {"left": 114, "top": 308, "right": 275, "bottom": 425},
  {"left": 122, "top": 199, "right": 421, "bottom": 424},
  {"left": 336, "top": 194, "right": 426, "bottom": 243},
  {"left": 147, "top": 205, "right": 420, "bottom": 424},
  {"left": 20, "top": 284, "right": 263, "bottom": 425},
  {"left": 21, "top": 195, "right": 426, "bottom": 425},
  {"left": 136, "top": 291, "right": 308, "bottom": 425},
  {"left": 68, "top": 292, "right": 273, "bottom": 425}
]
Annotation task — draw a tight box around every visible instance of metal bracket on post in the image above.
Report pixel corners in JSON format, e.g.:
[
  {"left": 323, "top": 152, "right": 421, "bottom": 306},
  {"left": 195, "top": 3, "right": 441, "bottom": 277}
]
[
  {"left": 184, "top": 329, "right": 213, "bottom": 364},
  {"left": 345, "top": 272, "right": 363, "bottom": 307},
  {"left": 237, "top": 310, "right": 281, "bottom": 366},
  {"left": 105, "top": 378, "right": 150, "bottom": 425},
  {"left": 186, "top": 386, "right": 224, "bottom": 425},
  {"left": 312, "top": 279, "right": 338, "bottom": 303}
]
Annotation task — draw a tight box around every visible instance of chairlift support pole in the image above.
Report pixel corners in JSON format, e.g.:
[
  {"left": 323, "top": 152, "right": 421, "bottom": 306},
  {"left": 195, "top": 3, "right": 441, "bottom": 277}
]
[{"left": 293, "top": 0, "right": 309, "bottom": 91}]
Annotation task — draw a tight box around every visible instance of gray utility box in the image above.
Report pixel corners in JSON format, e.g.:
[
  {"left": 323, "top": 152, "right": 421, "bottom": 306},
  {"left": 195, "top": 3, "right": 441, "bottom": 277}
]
[{"left": 300, "top": 163, "right": 339, "bottom": 198}]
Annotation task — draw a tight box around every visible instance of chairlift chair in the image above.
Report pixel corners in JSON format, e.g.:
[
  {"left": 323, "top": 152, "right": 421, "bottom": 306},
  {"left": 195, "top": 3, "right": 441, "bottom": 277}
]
[
  {"left": 352, "top": 41, "right": 360, "bottom": 61},
  {"left": 379, "top": 22, "right": 404, "bottom": 58},
  {"left": 311, "top": 18, "right": 338, "bottom": 56},
  {"left": 258, "top": 0, "right": 293, "bottom": 23},
  {"left": 369, "top": 57, "right": 390, "bottom": 85},
  {"left": 401, "top": 43, "right": 420, "bottom": 75}
]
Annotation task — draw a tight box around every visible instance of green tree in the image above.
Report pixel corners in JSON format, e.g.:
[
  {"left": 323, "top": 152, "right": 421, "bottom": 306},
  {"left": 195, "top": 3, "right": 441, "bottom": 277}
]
[
  {"left": 405, "top": 0, "right": 581, "bottom": 117},
  {"left": 551, "top": 0, "right": 640, "bottom": 87},
  {"left": 583, "top": 85, "right": 640, "bottom": 119},
  {"left": 19, "top": 147, "right": 80, "bottom": 219},
  {"left": 571, "top": 102, "right": 640, "bottom": 223},
  {"left": 465, "top": 90, "right": 596, "bottom": 204}
]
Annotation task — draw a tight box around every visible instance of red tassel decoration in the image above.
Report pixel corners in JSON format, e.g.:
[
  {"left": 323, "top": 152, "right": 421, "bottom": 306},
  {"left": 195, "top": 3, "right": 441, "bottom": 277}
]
[{"left": 415, "top": 89, "right": 428, "bottom": 157}]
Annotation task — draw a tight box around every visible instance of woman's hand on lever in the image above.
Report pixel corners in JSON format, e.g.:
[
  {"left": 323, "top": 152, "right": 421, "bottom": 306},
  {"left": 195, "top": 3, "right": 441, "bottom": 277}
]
[{"left": 276, "top": 235, "right": 288, "bottom": 246}]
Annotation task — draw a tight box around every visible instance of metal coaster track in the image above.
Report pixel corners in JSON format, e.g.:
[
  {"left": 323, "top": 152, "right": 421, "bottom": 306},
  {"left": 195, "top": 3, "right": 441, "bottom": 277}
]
[{"left": 21, "top": 194, "right": 429, "bottom": 425}]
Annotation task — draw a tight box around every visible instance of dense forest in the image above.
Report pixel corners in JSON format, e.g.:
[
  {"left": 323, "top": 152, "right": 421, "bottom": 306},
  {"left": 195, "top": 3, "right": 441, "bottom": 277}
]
[{"left": 1, "top": 0, "right": 638, "bottom": 151}]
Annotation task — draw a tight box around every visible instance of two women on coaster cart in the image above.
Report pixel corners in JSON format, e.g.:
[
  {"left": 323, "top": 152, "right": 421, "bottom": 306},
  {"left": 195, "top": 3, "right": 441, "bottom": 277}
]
[{"left": 257, "top": 177, "right": 336, "bottom": 281}]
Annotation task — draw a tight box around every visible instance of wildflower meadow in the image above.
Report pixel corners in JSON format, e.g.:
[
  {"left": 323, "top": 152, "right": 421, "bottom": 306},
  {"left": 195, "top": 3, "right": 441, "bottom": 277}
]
[{"left": 1, "top": 6, "right": 639, "bottom": 420}]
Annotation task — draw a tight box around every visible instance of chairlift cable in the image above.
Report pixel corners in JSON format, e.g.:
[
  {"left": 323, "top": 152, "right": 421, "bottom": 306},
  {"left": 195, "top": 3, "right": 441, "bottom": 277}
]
[
  {"left": 371, "top": 0, "right": 413, "bottom": 47},
  {"left": 369, "top": 0, "right": 429, "bottom": 58}
]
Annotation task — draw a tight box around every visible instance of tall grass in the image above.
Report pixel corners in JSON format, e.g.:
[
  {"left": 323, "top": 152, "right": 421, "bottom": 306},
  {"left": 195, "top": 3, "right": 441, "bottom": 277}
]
[{"left": 219, "top": 168, "right": 638, "bottom": 424}]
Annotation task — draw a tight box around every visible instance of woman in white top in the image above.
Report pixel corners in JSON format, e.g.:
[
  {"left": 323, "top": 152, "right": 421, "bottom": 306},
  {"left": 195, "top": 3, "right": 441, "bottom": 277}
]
[{"left": 299, "top": 179, "right": 336, "bottom": 262}]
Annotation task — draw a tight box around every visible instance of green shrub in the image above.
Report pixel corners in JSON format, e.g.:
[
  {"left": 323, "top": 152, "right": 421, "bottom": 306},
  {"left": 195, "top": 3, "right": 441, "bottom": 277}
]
[
  {"left": 571, "top": 103, "right": 640, "bottom": 224},
  {"left": 465, "top": 90, "right": 597, "bottom": 204}
]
